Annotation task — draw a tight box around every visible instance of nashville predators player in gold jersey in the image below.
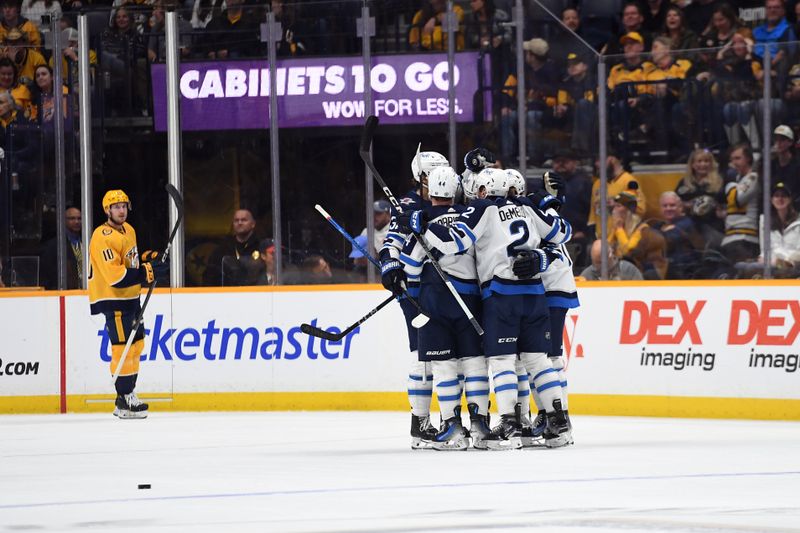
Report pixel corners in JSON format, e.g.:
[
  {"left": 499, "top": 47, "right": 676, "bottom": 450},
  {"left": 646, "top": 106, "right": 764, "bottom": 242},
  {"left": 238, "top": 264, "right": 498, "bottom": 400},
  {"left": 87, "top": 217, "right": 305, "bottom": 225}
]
[{"left": 89, "top": 190, "right": 163, "bottom": 419}]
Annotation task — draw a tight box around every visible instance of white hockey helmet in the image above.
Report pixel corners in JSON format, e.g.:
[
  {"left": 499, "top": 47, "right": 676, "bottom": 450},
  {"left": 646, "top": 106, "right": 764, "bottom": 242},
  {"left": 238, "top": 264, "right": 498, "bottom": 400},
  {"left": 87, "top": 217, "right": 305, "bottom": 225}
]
[
  {"left": 427, "top": 166, "right": 460, "bottom": 199},
  {"left": 461, "top": 170, "right": 479, "bottom": 201},
  {"left": 505, "top": 169, "right": 526, "bottom": 196},
  {"left": 411, "top": 148, "right": 449, "bottom": 183},
  {"left": 475, "top": 168, "right": 508, "bottom": 198}
]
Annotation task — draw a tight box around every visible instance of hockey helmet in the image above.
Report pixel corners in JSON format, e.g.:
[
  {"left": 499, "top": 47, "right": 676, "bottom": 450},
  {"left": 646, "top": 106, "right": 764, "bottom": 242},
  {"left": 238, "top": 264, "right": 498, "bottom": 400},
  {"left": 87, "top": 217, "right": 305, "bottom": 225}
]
[
  {"left": 475, "top": 168, "right": 508, "bottom": 198},
  {"left": 426, "top": 166, "right": 460, "bottom": 199},
  {"left": 102, "top": 189, "right": 132, "bottom": 213},
  {"left": 411, "top": 148, "right": 449, "bottom": 183},
  {"left": 505, "top": 169, "right": 526, "bottom": 196}
]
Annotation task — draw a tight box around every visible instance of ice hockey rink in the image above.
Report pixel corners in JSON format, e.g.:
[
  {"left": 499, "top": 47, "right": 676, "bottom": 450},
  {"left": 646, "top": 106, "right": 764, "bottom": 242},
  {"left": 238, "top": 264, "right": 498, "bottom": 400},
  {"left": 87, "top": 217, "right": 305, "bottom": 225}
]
[{"left": 1, "top": 412, "right": 799, "bottom": 532}]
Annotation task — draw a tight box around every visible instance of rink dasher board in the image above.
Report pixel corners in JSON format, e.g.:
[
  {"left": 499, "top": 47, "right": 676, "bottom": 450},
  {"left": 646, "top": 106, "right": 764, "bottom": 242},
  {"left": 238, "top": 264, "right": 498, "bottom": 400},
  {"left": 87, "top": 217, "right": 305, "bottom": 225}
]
[{"left": 0, "top": 281, "right": 799, "bottom": 419}]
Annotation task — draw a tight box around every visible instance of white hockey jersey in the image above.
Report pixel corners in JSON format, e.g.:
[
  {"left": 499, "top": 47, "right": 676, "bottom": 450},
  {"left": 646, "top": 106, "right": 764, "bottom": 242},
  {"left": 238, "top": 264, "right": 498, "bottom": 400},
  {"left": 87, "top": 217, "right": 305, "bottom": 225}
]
[
  {"left": 399, "top": 204, "right": 478, "bottom": 294},
  {"left": 423, "top": 196, "right": 572, "bottom": 298}
]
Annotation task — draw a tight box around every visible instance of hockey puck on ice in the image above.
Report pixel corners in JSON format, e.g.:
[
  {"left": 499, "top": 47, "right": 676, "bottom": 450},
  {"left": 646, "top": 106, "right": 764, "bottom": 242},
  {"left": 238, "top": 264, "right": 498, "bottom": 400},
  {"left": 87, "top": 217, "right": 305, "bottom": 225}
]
[{"left": 138, "top": 484, "right": 151, "bottom": 490}]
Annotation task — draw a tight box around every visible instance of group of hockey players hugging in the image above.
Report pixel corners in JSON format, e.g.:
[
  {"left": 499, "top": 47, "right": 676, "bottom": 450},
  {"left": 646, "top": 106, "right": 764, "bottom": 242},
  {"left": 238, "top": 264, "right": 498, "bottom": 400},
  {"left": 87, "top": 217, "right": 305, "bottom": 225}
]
[{"left": 379, "top": 147, "right": 578, "bottom": 451}]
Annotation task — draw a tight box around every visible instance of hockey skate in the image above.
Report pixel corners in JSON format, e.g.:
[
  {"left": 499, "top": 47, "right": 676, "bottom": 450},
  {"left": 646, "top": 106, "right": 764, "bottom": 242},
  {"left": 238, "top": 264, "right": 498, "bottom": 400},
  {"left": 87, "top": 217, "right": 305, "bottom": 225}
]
[
  {"left": 516, "top": 404, "right": 542, "bottom": 448},
  {"left": 467, "top": 403, "right": 491, "bottom": 450},
  {"left": 113, "top": 392, "right": 149, "bottom": 419},
  {"left": 543, "top": 400, "right": 571, "bottom": 448},
  {"left": 432, "top": 407, "right": 469, "bottom": 451},
  {"left": 484, "top": 414, "right": 522, "bottom": 451},
  {"left": 410, "top": 414, "right": 437, "bottom": 449}
]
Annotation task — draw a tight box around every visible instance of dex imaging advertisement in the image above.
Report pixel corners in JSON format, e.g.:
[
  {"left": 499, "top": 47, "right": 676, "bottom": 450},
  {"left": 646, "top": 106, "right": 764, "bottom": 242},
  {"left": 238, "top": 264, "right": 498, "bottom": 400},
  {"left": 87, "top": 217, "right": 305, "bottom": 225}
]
[{"left": 151, "top": 52, "right": 491, "bottom": 131}]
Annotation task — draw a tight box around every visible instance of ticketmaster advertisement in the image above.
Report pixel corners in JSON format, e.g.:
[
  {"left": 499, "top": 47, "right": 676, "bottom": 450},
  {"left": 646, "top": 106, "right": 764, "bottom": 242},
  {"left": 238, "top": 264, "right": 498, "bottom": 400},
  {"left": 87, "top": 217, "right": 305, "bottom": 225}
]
[
  {"left": 150, "top": 52, "right": 491, "bottom": 130},
  {"left": 1, "top": 283, "right": 799, "bottom": 416}
]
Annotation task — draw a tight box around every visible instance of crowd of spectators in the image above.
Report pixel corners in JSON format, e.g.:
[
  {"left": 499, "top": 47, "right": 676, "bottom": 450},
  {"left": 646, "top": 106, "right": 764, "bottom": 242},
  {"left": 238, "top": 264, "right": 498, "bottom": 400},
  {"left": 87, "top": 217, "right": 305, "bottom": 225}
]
[{"left": 1, "top": 0, "right": 800, "bottom": 287}]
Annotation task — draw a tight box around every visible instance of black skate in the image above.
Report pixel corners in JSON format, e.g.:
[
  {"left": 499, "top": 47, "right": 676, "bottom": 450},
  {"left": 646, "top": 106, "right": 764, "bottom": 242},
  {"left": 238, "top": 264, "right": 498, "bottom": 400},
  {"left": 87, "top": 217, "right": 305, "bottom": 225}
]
[
  {"left": 516, "top": 403, "right": 541, "bottom": 448},
  {"left": 467, "top": 402, "right": 491, "bottom": 450},
  {"left": 113, "top": 392, "right": 148, "bottom": 419},
  {"left": 543, "top": 399, "right": 571, "bottom": 448},
  {"left": 410, "top": 414, "right": 437, "bottom": 449},
  {"left": 432, "top": 407, "right": 469, "bottom": 451},
  {"left": 484, "top": 414, "right": 522, "bottom": 451}
]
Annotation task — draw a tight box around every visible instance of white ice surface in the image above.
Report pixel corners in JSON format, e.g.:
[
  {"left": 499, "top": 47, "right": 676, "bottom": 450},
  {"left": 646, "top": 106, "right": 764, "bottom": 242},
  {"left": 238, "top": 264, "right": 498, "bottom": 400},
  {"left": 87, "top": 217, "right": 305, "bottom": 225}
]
[{"left": 1, "top": 412, "right": 799, "bottom": 532}]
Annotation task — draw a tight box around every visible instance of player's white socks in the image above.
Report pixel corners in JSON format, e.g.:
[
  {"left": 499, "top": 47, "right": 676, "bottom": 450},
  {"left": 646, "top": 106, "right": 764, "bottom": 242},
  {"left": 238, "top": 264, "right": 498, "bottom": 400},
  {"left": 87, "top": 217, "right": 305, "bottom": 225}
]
[
  {"left": 460, "top": 356, "right": 489, "bottom": 416},
  {"left": 489, "top": 355, "right": 518, "bottom": 416},
  {"left": 514, "top": 359, "right": 532, "bottom": 411},
  {"left": 550, "top": 356, "right": 569, "bottom": 410},
  {"left": 521, "top": 352, "right": 562, "bottom": 412},
  {"left": 432, "top": 360, "right": 461, "bottom": 420},
  {"left": 408, "top": 355, "right": 433, "bottom": 417}
]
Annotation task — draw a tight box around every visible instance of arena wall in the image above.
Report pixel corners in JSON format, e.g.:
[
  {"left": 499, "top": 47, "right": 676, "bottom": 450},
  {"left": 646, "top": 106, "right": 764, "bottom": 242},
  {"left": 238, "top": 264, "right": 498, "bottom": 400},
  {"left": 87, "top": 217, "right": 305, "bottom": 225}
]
[{"left": 1, "top": 281, "right": 799, "bottom": 419}]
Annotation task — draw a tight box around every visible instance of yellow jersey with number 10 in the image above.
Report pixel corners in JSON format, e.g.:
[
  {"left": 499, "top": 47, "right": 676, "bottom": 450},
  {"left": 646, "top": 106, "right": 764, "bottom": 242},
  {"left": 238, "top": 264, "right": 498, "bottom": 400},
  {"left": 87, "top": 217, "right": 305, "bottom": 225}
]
[{"left": 88, "top": 222, "right": 141, "bottom": 315}]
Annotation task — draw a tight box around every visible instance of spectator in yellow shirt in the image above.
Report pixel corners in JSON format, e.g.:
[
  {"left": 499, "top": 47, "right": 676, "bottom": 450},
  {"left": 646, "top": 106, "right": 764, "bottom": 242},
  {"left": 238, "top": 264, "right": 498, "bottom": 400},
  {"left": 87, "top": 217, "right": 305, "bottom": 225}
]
[{"left": 409, "top": 0, "right": 464, "bottom": 51}]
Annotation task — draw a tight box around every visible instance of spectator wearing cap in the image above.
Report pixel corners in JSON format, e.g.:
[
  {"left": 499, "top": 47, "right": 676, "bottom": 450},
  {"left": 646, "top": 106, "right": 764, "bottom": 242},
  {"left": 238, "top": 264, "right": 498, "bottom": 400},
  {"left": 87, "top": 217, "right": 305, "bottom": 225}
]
[
  {"left": 758, "top": 182, "right": 800, "bottom": 273},
  {"left": 50, "top": 26, "right": 97, "bottom": 88},
  {"left": 2, "top": 27, "right": 45, "bottom": 82},
  {"left": 603, "top": 1, "right": 652, "bottom": 59},
  {"left": 588, "top": 153, "right": 646, "bottom": 239},
  {"left": 608, "top": 190, "right": 668, "bottom": 279},
  {"left": 147, "top": 0, "right": 193, "bottom": 63},
  {"left": 771, "top": 125, "right": 800, "bottom": 207},
  {"left": 607, "top": 31, "right": 654, "bottom": 152},
  {"left": 409, "top": 0, "right": 465, "bottom": 52},
  {"left": 553, "top": 53, "right": 596, "bottom": 155},
  {"left": 361, "top": 199, "right": 392, "bottom": 256},
  {"left": 0, "top": 0, "right": 41, "bottom": 49},
  {"left": 721, "top": 143, "right": 760, "bottom": 263},
  {"left": 499, "top": 36, "right": 559, "bottom": 165},
  {"left": 255, "top": 238, "right": 276, "bottom": 286}
]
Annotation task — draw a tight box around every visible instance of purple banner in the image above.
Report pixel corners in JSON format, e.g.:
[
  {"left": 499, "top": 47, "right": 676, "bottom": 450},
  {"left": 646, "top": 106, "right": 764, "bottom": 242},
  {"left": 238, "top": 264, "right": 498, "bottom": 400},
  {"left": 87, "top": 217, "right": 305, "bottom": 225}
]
[{"left": 151, "top": 53, "right": 490, "bottom": 131}]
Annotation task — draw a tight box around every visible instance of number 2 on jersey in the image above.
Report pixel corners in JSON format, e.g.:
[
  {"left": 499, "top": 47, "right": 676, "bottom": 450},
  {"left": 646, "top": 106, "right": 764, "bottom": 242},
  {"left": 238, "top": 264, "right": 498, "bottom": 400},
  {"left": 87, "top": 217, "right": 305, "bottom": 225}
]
[{"left": 506, "top": 220, "right": 530, "bottom": 257}]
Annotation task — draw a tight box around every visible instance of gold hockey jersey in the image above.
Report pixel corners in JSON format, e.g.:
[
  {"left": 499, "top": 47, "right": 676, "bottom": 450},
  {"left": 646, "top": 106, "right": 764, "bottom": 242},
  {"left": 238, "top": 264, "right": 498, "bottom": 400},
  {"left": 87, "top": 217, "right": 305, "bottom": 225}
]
[{"left": 88, "top": 222, "right": 142, "bottom": 315}]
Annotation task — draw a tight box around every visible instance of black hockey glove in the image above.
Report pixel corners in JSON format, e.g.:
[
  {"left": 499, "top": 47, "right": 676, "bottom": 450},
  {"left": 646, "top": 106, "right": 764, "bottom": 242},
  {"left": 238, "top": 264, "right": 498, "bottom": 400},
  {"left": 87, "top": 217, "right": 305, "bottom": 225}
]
[
  {"left": 512, "top": 249, "right": 559, "bottom": 279},
  {"left": 396, "top": 210, "right": 429, "bottom": 234},
  {"left": 527, "top": 189, "right": 563, "bottom": 212},
  {"left": 464, "top": 147, "right": 496, "bottom": 172},
  {"left": 380, "top": 258, "right": 407, "bottom": 297}
]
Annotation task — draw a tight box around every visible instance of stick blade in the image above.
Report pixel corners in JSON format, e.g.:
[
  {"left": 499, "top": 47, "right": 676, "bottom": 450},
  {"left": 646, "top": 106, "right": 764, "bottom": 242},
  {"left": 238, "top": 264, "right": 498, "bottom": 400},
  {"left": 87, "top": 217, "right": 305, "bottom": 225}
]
[
  {"left": 410, "top": 313, "right": 430, "bottom": 329},
  {"left": 301, "top": 323, "right": 342, "bottom": 342},
  {"left": 360, "top": 115, "right": 379, "bottom": 154},
  {"left": 165, "top": 183, "right": 184, "bottom": 214}
]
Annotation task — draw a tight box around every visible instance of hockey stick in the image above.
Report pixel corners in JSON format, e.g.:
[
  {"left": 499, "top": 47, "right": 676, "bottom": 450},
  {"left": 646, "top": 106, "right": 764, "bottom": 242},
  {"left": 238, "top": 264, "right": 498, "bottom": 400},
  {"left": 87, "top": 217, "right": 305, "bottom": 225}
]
[
  {"left": 112, "top": 184, "right": 184, "bottom": 385},
  {"left": 313, "top": 204, "right": 429, "bottom": 328},
  {"left": 301, "top": 294, "right": 395, "bottom": 341},
  {"left": 359, "top": 115, "right": 484, "bottom": 335}
]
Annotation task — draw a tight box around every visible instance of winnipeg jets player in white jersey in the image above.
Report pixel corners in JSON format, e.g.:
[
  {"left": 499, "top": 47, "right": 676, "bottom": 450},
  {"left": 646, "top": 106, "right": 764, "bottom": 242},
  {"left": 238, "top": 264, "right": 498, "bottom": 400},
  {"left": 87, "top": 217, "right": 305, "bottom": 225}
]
[
  {"left": 379, "top": 149, "right": 449, "bottom": 449},
  {"left": 398, "top": 166, "right": 491, "bottom": 450},
  {"left": 507, "top": 169, "right": 577, "bottom": 447},
  {"left": 397, "top": 168, "right": 572, "bottom": 448}
]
